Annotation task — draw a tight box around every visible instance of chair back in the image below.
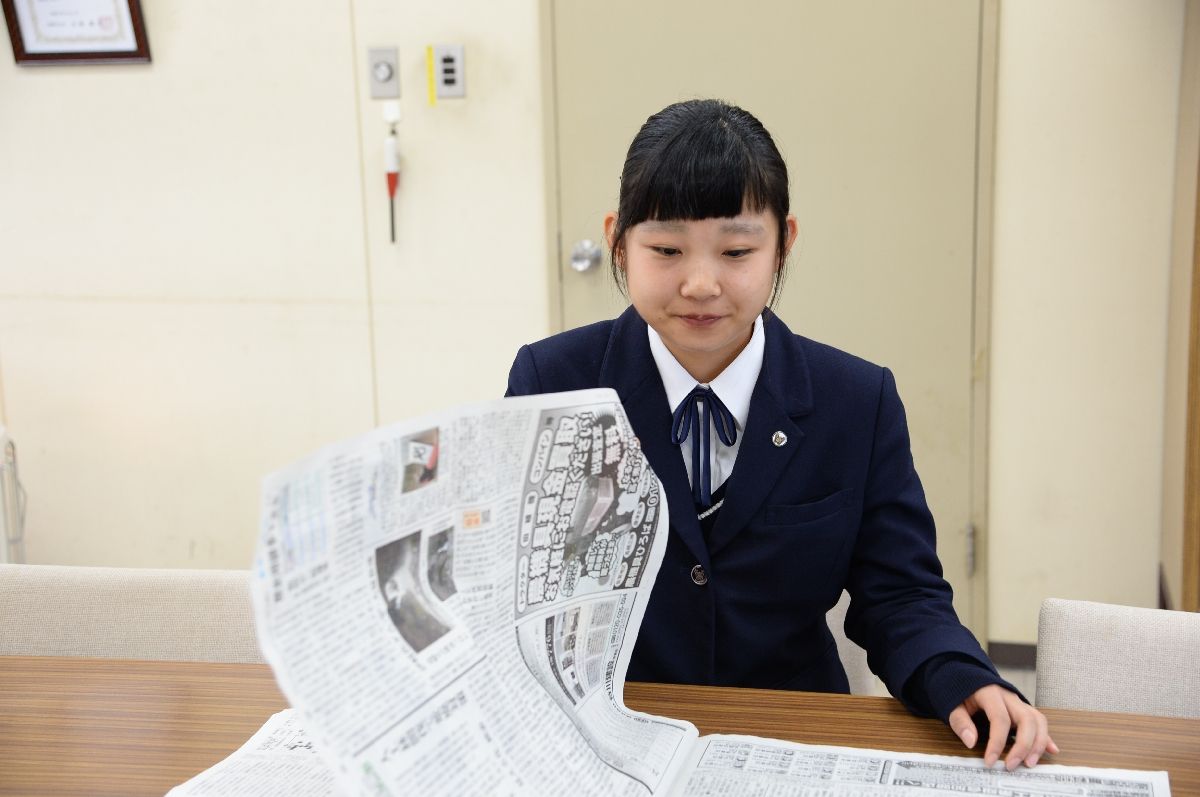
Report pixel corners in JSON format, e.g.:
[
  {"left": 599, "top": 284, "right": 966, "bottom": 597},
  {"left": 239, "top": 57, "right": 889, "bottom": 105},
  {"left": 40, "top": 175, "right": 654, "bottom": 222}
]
[
  {"left": 1036, "top": 597, "right": 1200, "bottom": 718},
  {"left": 0, "top": 563, "right": 263, "bottom": 663},
  {"left": 0, "top": 563, "right": 890, "bottom": 682}
]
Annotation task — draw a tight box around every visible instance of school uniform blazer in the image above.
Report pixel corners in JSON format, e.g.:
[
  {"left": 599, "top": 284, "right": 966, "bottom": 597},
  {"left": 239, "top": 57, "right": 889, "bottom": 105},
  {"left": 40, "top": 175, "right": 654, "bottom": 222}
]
[{"left": 506, "top": 306, "right": 995, "bottom": 709}]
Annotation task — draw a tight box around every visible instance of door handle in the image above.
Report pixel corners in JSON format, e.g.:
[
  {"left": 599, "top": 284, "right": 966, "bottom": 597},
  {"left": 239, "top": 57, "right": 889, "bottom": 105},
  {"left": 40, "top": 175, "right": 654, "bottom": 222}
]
[{"left": 569, "top": 239, "right": 603, "bottom": 273}]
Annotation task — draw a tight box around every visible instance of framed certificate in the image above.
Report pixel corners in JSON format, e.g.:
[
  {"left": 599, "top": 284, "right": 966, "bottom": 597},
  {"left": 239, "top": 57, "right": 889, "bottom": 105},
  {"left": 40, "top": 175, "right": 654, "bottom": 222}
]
[{"left": 2, "top": 0, "right": 150, "bottom": 65}]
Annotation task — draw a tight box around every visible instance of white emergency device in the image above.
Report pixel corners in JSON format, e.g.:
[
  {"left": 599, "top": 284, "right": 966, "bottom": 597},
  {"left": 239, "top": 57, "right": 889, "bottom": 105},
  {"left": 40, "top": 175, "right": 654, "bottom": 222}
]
[{"left": 0, "top": 426, "right": 26, "bottom": 564}]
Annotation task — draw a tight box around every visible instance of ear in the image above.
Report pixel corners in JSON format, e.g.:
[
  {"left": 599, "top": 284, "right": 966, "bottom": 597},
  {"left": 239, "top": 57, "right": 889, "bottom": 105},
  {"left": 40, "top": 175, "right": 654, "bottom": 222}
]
[
  {"left": 603, "top": 211, "right": 621, "bottom": 266},
  {"left": 783, "top": 214, "right": 799, "bottom": 257}
]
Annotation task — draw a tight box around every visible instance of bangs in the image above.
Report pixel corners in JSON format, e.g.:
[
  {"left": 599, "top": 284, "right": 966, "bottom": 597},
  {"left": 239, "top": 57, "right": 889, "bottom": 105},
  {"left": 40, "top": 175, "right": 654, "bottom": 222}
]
[
  {"left": 610, "top": 99, "right": 791, "bottom": 305},
  {"left": 620, "top": 122, "right": 773, "bottom": 226}
]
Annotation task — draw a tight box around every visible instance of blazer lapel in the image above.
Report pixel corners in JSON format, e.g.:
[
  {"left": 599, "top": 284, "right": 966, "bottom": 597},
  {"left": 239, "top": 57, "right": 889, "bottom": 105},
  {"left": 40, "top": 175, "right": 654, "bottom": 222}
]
[
  {"left": 599, "top": 308, "right": 711, "bottom": 570},
  {"left": 709, "top": 310, "right": 814, "bottom": 555}
]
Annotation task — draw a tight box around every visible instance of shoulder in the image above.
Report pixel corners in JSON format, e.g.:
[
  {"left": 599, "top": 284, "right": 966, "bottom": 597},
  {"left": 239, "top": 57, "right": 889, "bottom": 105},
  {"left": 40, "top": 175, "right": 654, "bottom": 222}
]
[
  {"left": 506, "top": 316, "right": 620, "bottom": 396},
  {"left": 527, "top": 316, "right": 617, "bottom": 361},
  {"left": 797, "top": 334, "right": 883, "bottom": 382},
  {"left": 802, "top": 336, "right": 895, "bottom": 404},
  {"left": 762, "top": 310, "right": 892, "bottom": 408}
]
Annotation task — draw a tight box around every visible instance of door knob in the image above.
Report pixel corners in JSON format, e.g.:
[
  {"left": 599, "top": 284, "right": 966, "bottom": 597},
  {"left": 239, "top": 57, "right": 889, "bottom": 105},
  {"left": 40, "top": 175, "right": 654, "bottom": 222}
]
[{"left": 569, "top": 239, "right": 603, "bottom": 273}]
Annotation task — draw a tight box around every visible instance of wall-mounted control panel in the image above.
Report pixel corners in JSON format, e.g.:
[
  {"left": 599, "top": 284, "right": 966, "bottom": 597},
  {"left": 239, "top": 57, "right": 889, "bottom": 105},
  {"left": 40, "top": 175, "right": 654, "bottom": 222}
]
[
  {"left": 368, "top": 47, "right": 400, "bottom": 99},
  {"left": 431, "top": 44, "right": 465, "bottom": 99}
]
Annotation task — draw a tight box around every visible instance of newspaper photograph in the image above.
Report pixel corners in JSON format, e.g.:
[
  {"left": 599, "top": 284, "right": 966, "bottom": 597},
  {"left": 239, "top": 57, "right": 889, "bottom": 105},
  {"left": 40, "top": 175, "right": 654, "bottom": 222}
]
[
  {"left": 515, "top": 404, "right": 662, "bottom": 617},
  {"left": 170, "top": 389, "right": 1174, "bottom": 797}
]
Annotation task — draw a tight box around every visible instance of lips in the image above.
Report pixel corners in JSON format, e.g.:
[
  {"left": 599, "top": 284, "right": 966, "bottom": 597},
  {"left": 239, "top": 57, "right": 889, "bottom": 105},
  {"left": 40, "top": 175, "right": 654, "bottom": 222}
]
[{"left": 677, "top": 314, "right": 724, "bottom": 328}]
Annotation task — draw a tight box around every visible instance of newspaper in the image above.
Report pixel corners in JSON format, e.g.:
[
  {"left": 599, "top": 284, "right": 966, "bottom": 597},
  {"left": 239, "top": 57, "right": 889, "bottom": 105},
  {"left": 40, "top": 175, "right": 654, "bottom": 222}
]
[
  {"left": 668, "top": 737, "right": 1171, "bottom": 797},
  {"left": 167, "top": 390, "right": 1172, "bottom": 797},
  {"left": 166, "top": 710, "right": 333, "bottom": 796}
]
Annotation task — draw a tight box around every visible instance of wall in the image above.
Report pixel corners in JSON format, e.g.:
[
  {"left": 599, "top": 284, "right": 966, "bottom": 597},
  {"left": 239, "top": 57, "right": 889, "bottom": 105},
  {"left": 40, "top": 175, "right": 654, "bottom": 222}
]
[
  {"left": 1161, "top": 0, "right": 1200, "bottom": 612},
  {"left": 0, "top": 0, "right": 551, "bottom": 569},
  {"left": 351, "top": 1, "right": 553, "bottom": 425},
  {"left": 989, "top": 0, "right": 1185, "bottom": 643},
  {"left": 2, "top": 0, "right": 1192, "bottom": 643}
]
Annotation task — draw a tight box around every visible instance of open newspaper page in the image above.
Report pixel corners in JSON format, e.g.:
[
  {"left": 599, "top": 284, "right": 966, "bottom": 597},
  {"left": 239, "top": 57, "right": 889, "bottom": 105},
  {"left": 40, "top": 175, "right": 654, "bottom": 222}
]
[
  {"left": 166, "top": 710, "right": 333, "bottom": 797},
  {"left": 667, "top": 736, "right": 1171, "bottom": 797},
  {"left": 250, "top": 389, "right": 697, "bottom": 796}
]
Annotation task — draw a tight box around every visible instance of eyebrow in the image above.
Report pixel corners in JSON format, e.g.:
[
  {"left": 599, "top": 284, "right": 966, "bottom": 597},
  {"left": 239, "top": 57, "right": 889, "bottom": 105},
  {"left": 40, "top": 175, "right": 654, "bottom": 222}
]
[
  {"left": 640, "top": 221, "right": 688, "bottom": 232},
  {"left": 639, "top": 220, "right": 767, "bottom": 234},
  {"left": 719, "top": 221, "right": 766, "bottom": 235}
]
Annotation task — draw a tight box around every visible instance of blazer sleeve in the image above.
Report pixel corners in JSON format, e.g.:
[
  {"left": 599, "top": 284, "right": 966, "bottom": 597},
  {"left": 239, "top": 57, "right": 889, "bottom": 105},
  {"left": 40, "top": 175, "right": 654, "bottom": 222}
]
[
  {"left": 505, "top": 345, "right": 542, "bottom": 397},
  {"left": 842, "top": 367, "right": 999, "bottom": 714}
]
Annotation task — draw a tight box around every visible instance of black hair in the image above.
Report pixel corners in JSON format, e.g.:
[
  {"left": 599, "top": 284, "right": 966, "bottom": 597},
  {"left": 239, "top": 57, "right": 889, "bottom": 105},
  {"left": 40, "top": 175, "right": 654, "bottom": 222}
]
[{"left": 610, "top": 99, "right": 792, "bottom": 305}]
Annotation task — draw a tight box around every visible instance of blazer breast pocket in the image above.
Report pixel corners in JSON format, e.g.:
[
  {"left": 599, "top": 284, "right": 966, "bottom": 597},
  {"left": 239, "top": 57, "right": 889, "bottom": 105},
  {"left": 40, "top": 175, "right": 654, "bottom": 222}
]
[
  {"left": 763, "top": 487, "right": 855, "bottom": 526},
  {"left": 741, "top": 487, "right": 858, "bottom": 607}
]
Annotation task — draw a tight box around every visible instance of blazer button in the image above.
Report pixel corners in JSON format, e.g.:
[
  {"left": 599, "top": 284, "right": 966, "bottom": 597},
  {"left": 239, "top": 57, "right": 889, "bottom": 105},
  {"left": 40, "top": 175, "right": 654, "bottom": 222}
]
[{"left": 690, "top": 564, "right": 708, "bottom": 586}]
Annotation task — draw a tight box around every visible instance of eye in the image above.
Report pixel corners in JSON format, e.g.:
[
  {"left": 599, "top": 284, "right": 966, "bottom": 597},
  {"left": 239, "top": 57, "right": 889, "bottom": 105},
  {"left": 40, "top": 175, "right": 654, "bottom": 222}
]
[
  {"left": 724, "top": 248, "right": 753, "bottom": 259},
  {"left": 650, "top": 246, "right": 681, "bottom": 257}
]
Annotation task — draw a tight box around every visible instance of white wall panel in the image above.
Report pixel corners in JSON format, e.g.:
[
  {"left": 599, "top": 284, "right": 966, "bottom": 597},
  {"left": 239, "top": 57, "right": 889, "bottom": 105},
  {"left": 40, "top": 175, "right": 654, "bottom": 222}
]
[
  {"left": 0, "top": 0, "right": 553, "bottom": 569},
  {"left": 350, "top": 0, "right": 553, "bottom": 421},
  {"left": 0, "top": 300, "right": 375, "bottom": 568},
  {"left": 0, "top": 0, "right": 366, "bottom": 303},
  {"left": 989, "top": 0, "right": 1184, "bottom": 642}
]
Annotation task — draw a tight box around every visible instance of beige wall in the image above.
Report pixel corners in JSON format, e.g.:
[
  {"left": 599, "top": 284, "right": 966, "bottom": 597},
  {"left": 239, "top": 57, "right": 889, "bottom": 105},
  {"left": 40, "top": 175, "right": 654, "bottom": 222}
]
[
  {"left": 1162, "top": 1, "right": 1200, "bottom": 613},
  {"left": 0, "top": 0, "right": 551, "bottom": 569},
  {"left": 989, "top": 0, "right": 1186, "bottom": 643},
  {"left": 353, "top": 1, "right": 554, "bottom": 424},
  {"left": 2, "top": 0, "right": 1193, "bottom": 644}
]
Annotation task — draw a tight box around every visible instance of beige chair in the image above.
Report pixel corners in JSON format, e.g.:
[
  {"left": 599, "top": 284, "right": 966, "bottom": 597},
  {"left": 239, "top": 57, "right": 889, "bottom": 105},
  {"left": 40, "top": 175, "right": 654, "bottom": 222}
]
[
  {"left": 828, "top": 590, "right": 887, "bottom": 696},
  {"left": 1036, "top": 597, "right": 1200, "bottom": 719},
  {"left": 0, "top": 563, "right": 263, "bottom": 663},
  {"left": 0, "top": 562, "right": 877, "bottom": 686}
]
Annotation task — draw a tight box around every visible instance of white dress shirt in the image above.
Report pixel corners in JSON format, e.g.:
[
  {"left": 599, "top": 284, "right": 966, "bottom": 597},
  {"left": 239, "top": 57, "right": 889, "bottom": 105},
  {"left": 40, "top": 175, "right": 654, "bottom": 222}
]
[{"left": 647, "top": 315, "right": 765, "bottom": 499}]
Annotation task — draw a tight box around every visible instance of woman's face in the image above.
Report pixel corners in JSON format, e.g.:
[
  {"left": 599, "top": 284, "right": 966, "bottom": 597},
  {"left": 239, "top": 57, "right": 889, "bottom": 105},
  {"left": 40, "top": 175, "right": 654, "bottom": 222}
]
[{"left": 607, "top": 208, "right": 797, "bottom": 383}]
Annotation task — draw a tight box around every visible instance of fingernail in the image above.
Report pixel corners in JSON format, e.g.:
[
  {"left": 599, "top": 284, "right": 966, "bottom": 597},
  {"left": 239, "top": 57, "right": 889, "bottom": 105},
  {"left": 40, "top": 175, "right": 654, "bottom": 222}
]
[{"left": 1026, "top": 754, "right": 1039, "bottom": 768}]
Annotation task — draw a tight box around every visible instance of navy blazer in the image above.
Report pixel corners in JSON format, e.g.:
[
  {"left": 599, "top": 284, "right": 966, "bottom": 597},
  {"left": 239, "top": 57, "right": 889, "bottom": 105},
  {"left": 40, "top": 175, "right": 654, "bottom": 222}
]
[{"left": 506, "top": 307, "right": 994, "bottom": 707}]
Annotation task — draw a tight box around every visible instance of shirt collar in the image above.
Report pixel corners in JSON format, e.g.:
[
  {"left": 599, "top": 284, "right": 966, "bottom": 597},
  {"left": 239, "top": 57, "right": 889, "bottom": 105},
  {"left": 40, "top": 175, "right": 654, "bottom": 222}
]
[{"left": 646, "top": 314, "right": 764, "bottom": 430}]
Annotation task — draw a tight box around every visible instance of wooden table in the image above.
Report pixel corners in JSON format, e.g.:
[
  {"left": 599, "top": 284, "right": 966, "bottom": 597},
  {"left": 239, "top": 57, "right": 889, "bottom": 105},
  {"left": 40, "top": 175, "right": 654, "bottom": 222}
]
[{"left": 2, "top": 655, "right": 1198, "bottom": 796}]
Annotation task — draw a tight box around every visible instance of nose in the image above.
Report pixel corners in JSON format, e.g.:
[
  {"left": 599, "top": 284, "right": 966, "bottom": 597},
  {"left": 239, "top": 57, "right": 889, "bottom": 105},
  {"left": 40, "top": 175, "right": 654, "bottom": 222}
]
[{"left": 679, "top": 258, "right": 721, "bottom": 300}]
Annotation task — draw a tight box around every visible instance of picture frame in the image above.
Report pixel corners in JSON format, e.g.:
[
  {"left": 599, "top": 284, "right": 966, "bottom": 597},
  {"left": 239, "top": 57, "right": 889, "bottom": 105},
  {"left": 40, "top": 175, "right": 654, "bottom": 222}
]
[{"left": 2, "top": 0, "right": 150, "bottom": 65}]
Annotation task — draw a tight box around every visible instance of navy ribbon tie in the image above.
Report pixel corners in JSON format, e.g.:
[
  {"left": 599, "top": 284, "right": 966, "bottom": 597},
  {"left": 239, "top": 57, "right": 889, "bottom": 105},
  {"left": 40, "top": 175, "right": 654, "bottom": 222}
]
[{"left": 671, "top": 385, "right": 737, "bottom": 506}]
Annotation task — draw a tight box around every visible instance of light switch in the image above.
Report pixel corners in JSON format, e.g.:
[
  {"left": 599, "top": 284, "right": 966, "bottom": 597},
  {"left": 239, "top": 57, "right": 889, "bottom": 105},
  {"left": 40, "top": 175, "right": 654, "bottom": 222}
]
[
  {"left": 368, "top": 47, "right": 400, "bottom": 99},
  {"left": 432, "top": 44, "right": 465, "bottom": 99}
]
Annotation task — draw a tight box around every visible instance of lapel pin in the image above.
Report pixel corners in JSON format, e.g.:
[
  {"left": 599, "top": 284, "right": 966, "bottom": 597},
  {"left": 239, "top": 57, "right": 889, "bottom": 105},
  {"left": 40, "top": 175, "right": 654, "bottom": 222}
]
[{"left": 772, "top": 431, "right": 788, "bottom": 447}]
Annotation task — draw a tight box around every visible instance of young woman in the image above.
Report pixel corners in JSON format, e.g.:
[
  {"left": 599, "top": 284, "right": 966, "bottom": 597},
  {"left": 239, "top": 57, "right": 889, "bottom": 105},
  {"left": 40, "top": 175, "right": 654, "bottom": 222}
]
[{"left": 506, "top": 99, "right": 1055, "bottom": 769}]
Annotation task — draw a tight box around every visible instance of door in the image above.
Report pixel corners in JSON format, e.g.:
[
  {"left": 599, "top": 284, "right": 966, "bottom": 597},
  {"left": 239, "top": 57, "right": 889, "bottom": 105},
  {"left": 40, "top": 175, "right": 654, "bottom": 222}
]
[{"left": 551, "top": 0, "right": 987, "bottom": 632}]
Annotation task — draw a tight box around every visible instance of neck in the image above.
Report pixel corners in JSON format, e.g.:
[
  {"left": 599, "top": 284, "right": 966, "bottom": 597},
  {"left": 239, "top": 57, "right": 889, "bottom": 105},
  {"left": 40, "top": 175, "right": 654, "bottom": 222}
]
[{"left": 670, "top": 331, "right": 753, "bottom": 384}]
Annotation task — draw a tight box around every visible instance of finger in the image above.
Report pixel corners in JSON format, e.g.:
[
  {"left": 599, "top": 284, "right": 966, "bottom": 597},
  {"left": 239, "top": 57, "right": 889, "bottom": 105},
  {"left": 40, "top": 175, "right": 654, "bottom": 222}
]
[
  {"left": 1005, "top": 704, "right": 1038, "bottom": 771},
  {"left": 947, "top": 706, "right": 978, "bottom": 749},
  {"left": 1047, "top": 735, "right": 1060, "bottom": 755},
  {"left": 981, "top": 696, "right": 1011, "bottom": 769},
  {"left": 1023, "top": 711, "right": 1051, "bottom": 768}
]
